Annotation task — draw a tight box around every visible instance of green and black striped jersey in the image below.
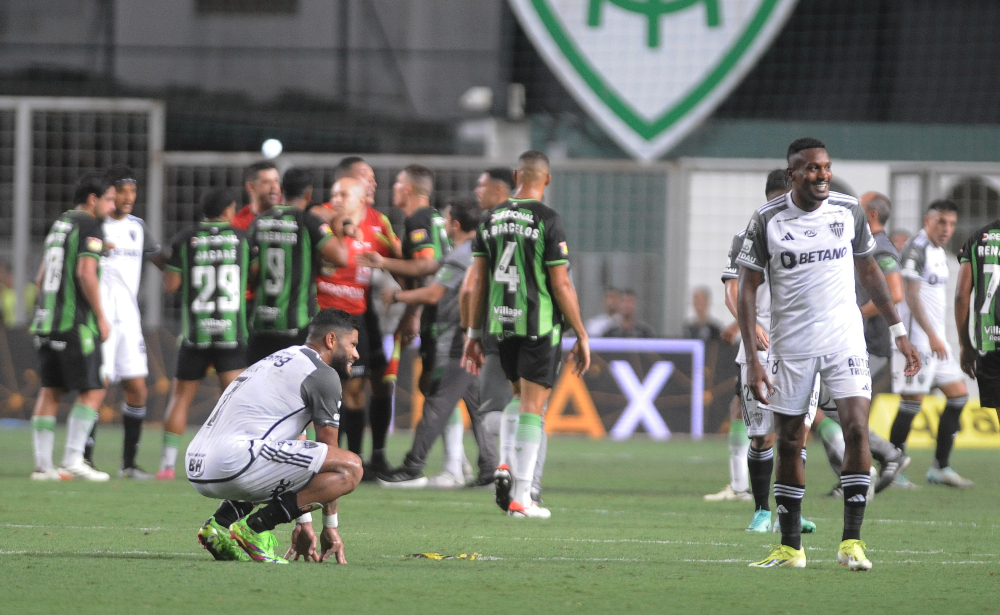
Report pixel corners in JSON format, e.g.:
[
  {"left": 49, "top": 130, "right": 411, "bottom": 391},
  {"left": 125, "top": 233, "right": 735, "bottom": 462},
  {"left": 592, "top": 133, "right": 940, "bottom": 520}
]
[
  {"left": 402, "top": 206, "right": 452, "bottom": 344},
  {"left": 30, "top": 209, "right": 105, "bottom": 336},
  {"left": 167, "top": 221, "right": 250, "bottom": 349},
  {"left": 959, "top": 220, "right": 1000, "bottom": 352},
  {"left": 472, "top": 198, "right": 569, "bottom": 339},
  {"left": 248, "top": 206, "right": 334, "bottom": 334}
]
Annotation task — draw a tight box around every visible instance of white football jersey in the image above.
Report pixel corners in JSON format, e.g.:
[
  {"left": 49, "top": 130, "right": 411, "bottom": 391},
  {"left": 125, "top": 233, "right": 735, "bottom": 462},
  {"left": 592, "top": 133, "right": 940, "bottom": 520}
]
[
  {"left": 100, "top": 215, "right": 160, "bottom": 309},
  {"left": 723, "top": 228, "right": 770, "bottom": 364},
  {"left": 897, "top": 229, "right": 949, "bottom": 346},
  {"left": 736, "top": 191, "right": 876, "bottom": 359},
  {"left": 186, "top": 345, "right": 342, "bottom": 482}
]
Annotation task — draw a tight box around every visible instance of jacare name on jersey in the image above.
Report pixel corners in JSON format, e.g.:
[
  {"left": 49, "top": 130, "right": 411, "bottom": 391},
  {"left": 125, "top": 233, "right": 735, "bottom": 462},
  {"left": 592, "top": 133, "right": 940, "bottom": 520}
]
[
  {"left": 736, "top": 191, "right": 875, "bottom": 360},
  {"left": 31, "top": 210, "right": 105, "bottom": 336},
  {"left": 473, "top": 198, "right": 569, "bottom": 339},
  {"left": 167, "top": 221, "right": 250, "bottom": 349}
]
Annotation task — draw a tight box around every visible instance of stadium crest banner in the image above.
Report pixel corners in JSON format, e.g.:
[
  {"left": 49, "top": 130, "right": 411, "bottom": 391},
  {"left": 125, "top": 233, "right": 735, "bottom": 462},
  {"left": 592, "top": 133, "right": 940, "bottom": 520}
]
[{"left": 508, "top": 0, "right": 798, "bottom": 160}]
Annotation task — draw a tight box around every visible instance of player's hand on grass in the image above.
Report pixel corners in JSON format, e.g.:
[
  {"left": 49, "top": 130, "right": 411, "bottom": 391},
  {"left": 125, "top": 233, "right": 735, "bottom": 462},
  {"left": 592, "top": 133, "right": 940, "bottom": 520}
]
[
  {"left": 929, "top": 334, "right": 948, "bottom": 360},
  {"left": 284, "top": 522, "right": 318, "bottom": 562},
  {"left": 319, "top": 527, "right": 347, "bottom": 564},
  {"left": 570, "top": 335, "right": 590, "bottom": 377},
  {"left": 746, "top": 360, "right": 773, "bottom": 403},
  {"left": 97, "top": 315, "right": 110, "bottom": 343},
  {"left": 355, "top": 251, "right": 384, "bottom": 269},
  {"left": 960, "top": 344, "right": 977, "bottom": 380},
  {"left": 462, "top": 338, "right": 484, "bottom": 376},
  {"left": 896, "top": 335, "right": 922, "bottom": 377}
]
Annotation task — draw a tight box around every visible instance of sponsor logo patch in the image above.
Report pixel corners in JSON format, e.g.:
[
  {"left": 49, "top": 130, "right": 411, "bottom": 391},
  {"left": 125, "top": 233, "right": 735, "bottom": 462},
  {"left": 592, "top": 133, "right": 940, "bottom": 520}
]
[
  {"left": 409, "top": 229, "right": 427, "bottom": 243},
  {"left": 86, "top": 237, "right": 104, "bottom": 253}
]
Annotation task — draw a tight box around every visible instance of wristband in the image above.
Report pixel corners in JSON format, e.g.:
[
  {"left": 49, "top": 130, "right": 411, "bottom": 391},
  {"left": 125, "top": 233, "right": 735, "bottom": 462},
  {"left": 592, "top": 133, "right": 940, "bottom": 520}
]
[
  {"left": 296, "top": 512, "right": 313, "bottom": 525},
  {"left": 467, "top": 327, "right": 481, "bottom": 340},
  {"left": 889, "top": 322, "right": 906, "bottom": 338},
  {"left": 323, "top": 513, "right": 339, "bottom": 529}
]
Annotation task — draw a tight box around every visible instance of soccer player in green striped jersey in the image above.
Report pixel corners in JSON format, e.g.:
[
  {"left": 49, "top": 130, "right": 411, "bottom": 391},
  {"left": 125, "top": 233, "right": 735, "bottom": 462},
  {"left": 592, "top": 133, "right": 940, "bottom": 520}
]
[
  {"left": 156, "top": 188, "right": 251, "bottom": 479},
  {"left": 957, "top": 218, "right": 1000, "bottom": 413},
  {"left": 463, "top": 150, "right": 590, "bottom": 519},
  {"left": 29, "top": 171, "right": 117, "bottom": 482},
  {"left": 245, "top": 184, "right": 350, "bottom": 364}
]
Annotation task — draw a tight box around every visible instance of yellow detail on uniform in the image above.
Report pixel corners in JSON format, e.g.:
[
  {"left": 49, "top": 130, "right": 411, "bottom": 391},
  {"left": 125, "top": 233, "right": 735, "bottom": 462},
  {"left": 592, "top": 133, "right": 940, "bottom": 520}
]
[
  {"left": 870, "top": 393, "right": 999, "bottom": 449},
  {"left": 545, "top": 367, "right": 606, "bottom": 438}
]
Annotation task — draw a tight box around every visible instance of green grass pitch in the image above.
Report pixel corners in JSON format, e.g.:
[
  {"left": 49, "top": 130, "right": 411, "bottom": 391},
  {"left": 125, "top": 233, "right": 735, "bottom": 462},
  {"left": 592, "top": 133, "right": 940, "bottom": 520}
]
[{"left": 2, "top": 425, "right": 998, "bottom": 614}]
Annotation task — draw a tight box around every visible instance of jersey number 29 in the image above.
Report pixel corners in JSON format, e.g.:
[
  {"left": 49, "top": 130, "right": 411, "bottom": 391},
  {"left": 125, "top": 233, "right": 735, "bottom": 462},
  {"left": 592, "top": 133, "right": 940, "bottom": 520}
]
[{"left": 192, "top": 264, "right": 240, "bottom": 314}]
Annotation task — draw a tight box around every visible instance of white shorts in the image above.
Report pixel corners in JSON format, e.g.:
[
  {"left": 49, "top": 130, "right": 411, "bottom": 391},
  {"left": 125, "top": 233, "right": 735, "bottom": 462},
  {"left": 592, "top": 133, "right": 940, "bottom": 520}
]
[
  {"left": 762, "top": 349, "right": 872, "bottom": 416},
  {"left": 741, "top": 362, "right": 819, "bottom": 436},
  {"left": 891, "top": 344, "right": 964, "bottom": 395},
  {"left": 187, "top": 438, "right": 329, "bottom": 503},
  {"left": 100, "top": 317, "right": 148, "bottom": 382}
]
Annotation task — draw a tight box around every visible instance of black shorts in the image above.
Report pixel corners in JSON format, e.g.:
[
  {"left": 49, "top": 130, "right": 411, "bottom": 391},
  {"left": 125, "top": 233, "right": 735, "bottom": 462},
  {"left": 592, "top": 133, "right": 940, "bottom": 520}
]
[
  {"left": 497, "top": 334, "right": 563, "bottom": 389},
  {"left": 350, "top": 308, "right": 387, "bottom": 379},
  {"left": 975, "top": 351, "right": 1000, "bottom": 409},
  {"left": 36, "top": 326, "right": 103, "bottom": 391},
  {"left": 247, "top": 330, "right": 308, "bottom": 365},
  {"left": 176, "top": 345, "right": 248, "bottom": 381}
]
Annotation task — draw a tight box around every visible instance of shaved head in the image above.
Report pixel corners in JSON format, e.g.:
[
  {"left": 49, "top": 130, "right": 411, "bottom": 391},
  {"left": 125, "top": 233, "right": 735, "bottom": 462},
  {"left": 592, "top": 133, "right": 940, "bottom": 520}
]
[
  {"left": 516, "top": 150, "right": 550, "bottom": 186},
  {"left": 331, "top": 176, "right": 366, "bottom": 215}
]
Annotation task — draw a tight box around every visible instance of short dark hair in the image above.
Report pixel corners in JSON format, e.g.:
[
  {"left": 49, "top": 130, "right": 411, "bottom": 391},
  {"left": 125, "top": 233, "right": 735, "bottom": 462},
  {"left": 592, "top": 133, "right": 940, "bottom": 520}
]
[
  {"left": 200, "top": 187, "right": 236, "bottom": 220},
  {"left": 927, "top": 199, "right": 958, "bottom": 216},
  {"left": 518, "top": 150, "right": 550, "bottom": 168},
  {"left": 620, "top": 288, "right": 637, "bottom": 298},
  {"left": 402, "top": 164, "right": 434, "bottom": 197},
  {"left": 765, "top": 169, "right": 791, "bottom": 197},
  {"left": 446, "top": 196, "right": 481, "bottom": 232},
  {"left": 334, "top": 156, "right": 367, "bottom": 180},
  {"left": 244, "top": 160, "right": 278, "bottom": 184},
  {"left": 105, "top": 164, "right": 138, "bottom": 187},
  {"left": 282, "top": 167, "right": 313, "bottom": 199},
  {"left": 787, "top": 137, "right": 826, "bottom": 161},
  {"left": 484, "top": 167, "right": 515, "bottom": 191},
  {"left": 865, "top": 192, "right": 893, "bottom": 225},
  {"left": 74, "top": 172, "right": 114, "bottom": 205},
  {"left": 307, "top": 308, "right": 359, "bottom": 341}
]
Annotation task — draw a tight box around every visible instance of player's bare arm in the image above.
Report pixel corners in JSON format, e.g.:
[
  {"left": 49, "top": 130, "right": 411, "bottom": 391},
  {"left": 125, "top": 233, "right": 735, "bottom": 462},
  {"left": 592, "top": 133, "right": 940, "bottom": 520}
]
[
  {"left": 356, "top": 251, "right": 442, "bottom": 278},
  {"left": 549, "top": 263, "right": 590, "bottom": 376},
  {"left": 77, "top": 256, "right": 109, "bottom": 342},
  {"left": 163, "top": 270, "right": 181, "bottom": 293},
  {"left": 737, "top": 266, "right": 772, "bottom": 402},
  {"left": 319, "top": 224, "right": 351, "bottom": 268},
  {"left": 724, "top": 278, "right": 767, "bottom": 350},
  {"left": 859, "top": 270, "right": 903, "bottom": 319},
  {"left": 903, "top": 276, "right": 946, "bottom": 358},
  {"left": 387, "top": 283, "right": 446, "bottom": 307},
  {"left": 856, "top": 254, "right": 921, "bottom": 375},
  {"left": 458, "top": 262, "right": 479, "bottom": 330},
  {"left": 462, "top": 256, "right": 488, "bottom": 375},
  {"left": 954, "top": 261, "right": 977, "bottom": 379}
]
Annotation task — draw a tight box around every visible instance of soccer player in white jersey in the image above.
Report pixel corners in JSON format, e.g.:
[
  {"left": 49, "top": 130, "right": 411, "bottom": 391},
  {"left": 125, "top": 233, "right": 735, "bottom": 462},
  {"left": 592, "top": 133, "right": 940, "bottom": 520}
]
[
  {"left": 738, "top": 138, "right": 920, "bottom": 571},
  {"left": 889, "top": 200, "right": 972, "bottom": 488},
  {"left": 716, "top": 170, "right": 839, "bottom": 536},
  {"left": 189, "top": 308, "right": 362, "bottom": 564},
  {"left": 86, "top": 165, "right": 167, "bottom": 478}
]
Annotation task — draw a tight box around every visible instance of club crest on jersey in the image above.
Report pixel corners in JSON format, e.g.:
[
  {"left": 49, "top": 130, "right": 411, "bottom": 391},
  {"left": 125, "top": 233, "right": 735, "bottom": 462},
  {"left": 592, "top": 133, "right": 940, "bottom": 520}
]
[
  {"left": 86, "top": 237, "right": 104, "bottom": 253},
  {"left": 829, "top": 221, "right": 844, "bottom": 238}
]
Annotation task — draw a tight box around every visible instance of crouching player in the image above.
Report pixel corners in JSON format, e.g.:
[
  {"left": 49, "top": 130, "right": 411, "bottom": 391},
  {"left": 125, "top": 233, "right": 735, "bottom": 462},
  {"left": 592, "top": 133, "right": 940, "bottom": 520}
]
[{"left": 187, "top": 308, "right": 362, "bottom": 564}]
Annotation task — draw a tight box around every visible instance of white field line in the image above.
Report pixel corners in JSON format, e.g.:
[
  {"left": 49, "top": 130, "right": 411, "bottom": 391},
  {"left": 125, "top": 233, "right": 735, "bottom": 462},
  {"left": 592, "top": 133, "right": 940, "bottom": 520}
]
[
  {"left": 2, "top": 523, "right": 171, "bottom": 531},
  {"left": 0, "top": 549, "right": 202, "bottom": 558}
]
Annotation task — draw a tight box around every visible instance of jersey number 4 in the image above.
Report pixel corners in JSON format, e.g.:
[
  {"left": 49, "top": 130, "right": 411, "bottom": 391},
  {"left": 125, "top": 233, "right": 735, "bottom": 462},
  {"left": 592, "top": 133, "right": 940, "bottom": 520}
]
[
  {"left": 494, "top": 242, "right": 519, "bottom": 292},
  {"left": 192, "top": 264, "right": 240, "bottom": 314}
]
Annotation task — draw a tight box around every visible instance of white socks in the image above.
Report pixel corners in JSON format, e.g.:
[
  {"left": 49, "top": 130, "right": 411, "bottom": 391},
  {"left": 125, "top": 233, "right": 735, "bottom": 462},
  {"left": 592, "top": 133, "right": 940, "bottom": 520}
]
[
  {"left": 442, "top": 407, "right": 466, "bottom": 477},
  {"left": 32, "top": 416, "right": 56, "bottom": 471},
  {"left": 512, "top": 413, "right": 543, "bottom": 507},
  {"left": 498, "top": 397, "right": 521, "bottom": 467},
  {"left": 62, "top": 404, "right": 98, "bottom": 467}
]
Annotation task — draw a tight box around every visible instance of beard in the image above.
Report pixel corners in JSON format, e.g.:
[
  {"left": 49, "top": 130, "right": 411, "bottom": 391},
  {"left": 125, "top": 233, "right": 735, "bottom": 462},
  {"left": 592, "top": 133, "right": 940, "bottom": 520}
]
[{"left": 328, "top": 348, "right": 352, "bottom": 379}]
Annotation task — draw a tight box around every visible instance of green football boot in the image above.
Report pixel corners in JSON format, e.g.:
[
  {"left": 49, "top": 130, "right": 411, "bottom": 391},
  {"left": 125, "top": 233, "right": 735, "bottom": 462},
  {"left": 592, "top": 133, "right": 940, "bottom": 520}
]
[
  {"left": 229, "top": 519, "right": 288, "bottom": 564},
  {"left": 198, "top": 518, "right": 251, "bottom": 562}
]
